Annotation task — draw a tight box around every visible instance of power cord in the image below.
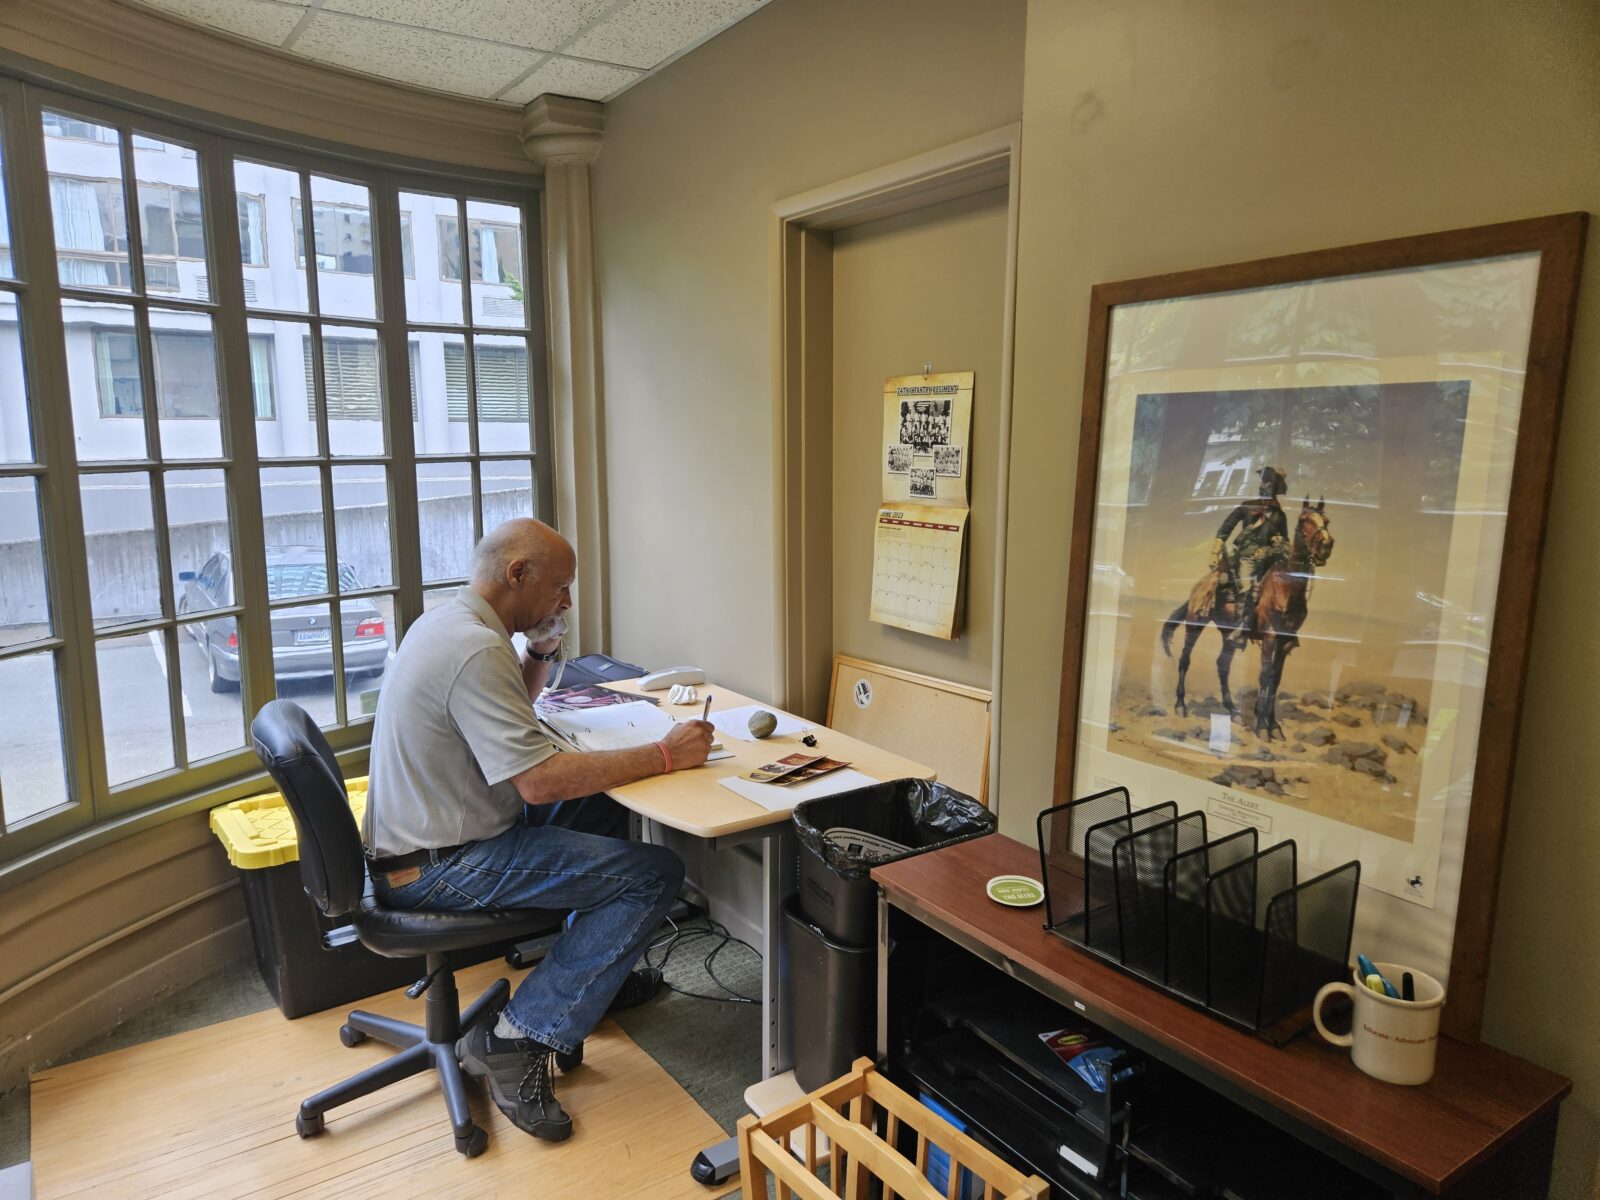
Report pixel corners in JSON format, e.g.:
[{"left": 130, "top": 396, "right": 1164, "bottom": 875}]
[{"left": 646, "top": 913, "right": 761, "bottom": 1005}]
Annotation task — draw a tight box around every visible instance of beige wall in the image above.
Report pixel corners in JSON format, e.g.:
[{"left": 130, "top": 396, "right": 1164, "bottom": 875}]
[
  {"left": 1001, "top": 1, "right": 1600, "bottom": 1194},
  {"left": 831, "top": 188, "right": 1011, "bottom": 692},
  {"left": 591, "top": 0, "right": 1027, "bottom": 702}
]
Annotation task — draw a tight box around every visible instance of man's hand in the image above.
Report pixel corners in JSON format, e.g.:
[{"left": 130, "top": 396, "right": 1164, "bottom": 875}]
[
  {"left": 530, "top": 636, "right": 561, "bottom": 658},
  {"left": 660, "top": 720, "right": 714, "bottom": 772}
]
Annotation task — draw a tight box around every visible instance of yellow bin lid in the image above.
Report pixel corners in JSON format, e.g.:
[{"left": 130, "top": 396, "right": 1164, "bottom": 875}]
[{"left": 209, "top": 775, "right": 369, "bottom": 869}]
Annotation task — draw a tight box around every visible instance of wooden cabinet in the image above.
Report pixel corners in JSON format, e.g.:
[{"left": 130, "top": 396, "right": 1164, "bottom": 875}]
[{"left": 873, "top": 834, "right": 1568, "bottom": 1199}]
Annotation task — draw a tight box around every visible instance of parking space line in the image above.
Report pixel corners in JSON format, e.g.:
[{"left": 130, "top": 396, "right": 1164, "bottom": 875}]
[{"left": 148, "top": 630, "right": 194, "bottom": 717}]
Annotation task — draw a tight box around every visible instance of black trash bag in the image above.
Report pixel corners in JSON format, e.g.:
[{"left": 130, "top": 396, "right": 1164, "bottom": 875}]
[{"left": 793, "top": 778, "right": 996, "bottom": 882}]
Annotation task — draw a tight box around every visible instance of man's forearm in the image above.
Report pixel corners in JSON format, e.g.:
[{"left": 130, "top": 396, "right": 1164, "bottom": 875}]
[
  {"left": 521, "top": 653, "right": 553, "bottom": 703},
  {"left": 516, "top": 743, "right": 664, "bottom": 808}
]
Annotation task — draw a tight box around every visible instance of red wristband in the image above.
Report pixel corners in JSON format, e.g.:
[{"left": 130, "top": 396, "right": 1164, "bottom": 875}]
[{"left": 657, "top": 741, "right": 672, "bottom": 774}]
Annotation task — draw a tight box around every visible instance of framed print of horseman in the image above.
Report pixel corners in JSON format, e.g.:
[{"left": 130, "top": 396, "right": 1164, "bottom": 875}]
[{"left": 1054, "top": 214, "right": 1587, "bottom": 1042}]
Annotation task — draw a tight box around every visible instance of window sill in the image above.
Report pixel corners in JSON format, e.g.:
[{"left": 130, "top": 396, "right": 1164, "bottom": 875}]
[{"left": 0, "top": 742, "right": 370, "bottom": 896}]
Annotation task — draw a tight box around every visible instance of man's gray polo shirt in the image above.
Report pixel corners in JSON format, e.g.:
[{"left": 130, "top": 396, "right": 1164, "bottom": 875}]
[{"left": 364, "top": 588, "right": 557, "bottom": 857}]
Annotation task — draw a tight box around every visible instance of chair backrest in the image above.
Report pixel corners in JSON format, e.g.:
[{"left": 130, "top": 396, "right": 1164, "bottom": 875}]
[{"left": 250, "top": 699, "right": 366, "bottom": 918}]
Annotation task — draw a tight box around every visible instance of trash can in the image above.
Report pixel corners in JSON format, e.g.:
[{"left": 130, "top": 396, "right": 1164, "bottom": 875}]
[
  {"left": 210, "top": 777, "right": 422, "bottom": 1018},
  {"left": 784, "top": 898, "right": 878, "bottom": 1092},
  {"left": 793, "top": 779, "right": 997, "bottom": 945}
]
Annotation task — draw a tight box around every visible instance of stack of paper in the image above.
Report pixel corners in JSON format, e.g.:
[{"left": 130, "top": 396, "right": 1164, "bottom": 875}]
[
  {"left": 539, "top": 700, "right": 730, "bottom": 759},
  {"left": 718, "top": 769, "right": 879, "bottom": 813}
]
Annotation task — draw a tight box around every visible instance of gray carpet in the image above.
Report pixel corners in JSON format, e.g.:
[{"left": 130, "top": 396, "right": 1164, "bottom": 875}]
[{"left": 0, "top": 911, "right": 762, "bottom": 1184}]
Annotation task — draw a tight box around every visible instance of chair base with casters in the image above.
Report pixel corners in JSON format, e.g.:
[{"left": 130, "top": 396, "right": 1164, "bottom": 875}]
[
  {"left": 295, "top": 950, "right": 581, "bottom": 1157},
  {"left": 249, "top": 698, "right": 572, "bottom": 1158}
]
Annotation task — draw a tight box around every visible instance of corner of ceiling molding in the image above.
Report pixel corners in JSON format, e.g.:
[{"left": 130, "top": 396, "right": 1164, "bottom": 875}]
[{"left": 520, "top": 94, "right": 605, "bottom": 166}]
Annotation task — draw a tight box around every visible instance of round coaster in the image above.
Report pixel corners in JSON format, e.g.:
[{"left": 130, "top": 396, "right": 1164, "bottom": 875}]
[{"left": 986, "top": 874, "right": 1044, "bottom": 907}]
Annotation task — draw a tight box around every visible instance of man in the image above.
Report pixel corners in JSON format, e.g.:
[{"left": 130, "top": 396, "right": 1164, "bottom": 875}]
[
  {"left": 1209, "top": 465, "right": 1290, "bottom": 638},
  {"left": 363, "top": 518, "right": 713, "bottom": 1143}
]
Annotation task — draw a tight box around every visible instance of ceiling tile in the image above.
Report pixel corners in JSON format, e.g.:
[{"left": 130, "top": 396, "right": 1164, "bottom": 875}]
[
  {"left": 501, "top": 56, "right": 642, "bottom": 105},
  {"left": 565, "top": 0, "right": 763, "bottom": 70},
  {"left": 291, "top": 11, "right": 537, "bottom": 99},
  {"left": 125, "top": 0, "right": 308, "bottom": 46},
  {"left": 318, "top": 0, "right": 611, "bottom": 52}
]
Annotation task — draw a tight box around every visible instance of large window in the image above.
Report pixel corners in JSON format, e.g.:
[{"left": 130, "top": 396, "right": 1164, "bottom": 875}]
[{"left": 0, "top": 80, "right": 545, "bottom": 865}]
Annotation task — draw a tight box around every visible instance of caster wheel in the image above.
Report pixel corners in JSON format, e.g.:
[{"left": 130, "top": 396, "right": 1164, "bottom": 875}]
[
  {"left": 454, "top": 1125, "right": 488, "bottom": 1157},
  {"left": 295, "top": 1111, "right": 324, "bottom": 1138},
  {"left": 338, "top": 1024, "right": 367, "bottom": 1048},
  {"left": 504, "top": 951, "right": 525, "bottom": 969},
  {"left": 555, "top": 1042, "right": 583, "bottom": 1072}
]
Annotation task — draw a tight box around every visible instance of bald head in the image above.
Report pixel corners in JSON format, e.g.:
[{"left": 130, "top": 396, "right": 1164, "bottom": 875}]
[
  {"left": 469, "top": 519, "right": 575, "bottom": 638},
  {"left": 471, "top": 518, "right": 570, "bottom": 586}
]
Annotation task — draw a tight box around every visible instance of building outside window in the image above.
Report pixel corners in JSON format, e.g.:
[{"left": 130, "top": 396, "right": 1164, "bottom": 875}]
[{"left": 0, "top": 80, "right": 546, "bottom": 865}]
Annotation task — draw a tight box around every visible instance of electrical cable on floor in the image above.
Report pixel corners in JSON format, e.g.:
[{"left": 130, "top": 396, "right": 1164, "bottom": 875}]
[{"left": 645, "top": 913, "right": 761, "bottom": 1005}]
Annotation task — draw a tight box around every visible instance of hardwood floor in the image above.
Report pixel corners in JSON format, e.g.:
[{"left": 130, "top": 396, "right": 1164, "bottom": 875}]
[{"left": 30, "top": 959, "right": 737, "bottom": 1198}]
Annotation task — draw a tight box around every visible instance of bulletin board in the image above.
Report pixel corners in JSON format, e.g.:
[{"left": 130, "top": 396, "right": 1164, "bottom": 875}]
[{"left": 826, "top": 655, "right": 991, "bottom": 806}]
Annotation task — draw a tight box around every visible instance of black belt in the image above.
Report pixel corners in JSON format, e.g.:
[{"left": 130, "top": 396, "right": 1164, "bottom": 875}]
[{"left": 366, "top": 844, "right": 465, "bottom": 874}]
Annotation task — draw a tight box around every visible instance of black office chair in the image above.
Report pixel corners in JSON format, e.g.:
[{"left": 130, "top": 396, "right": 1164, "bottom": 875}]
[{"left": 250, "top": 699, "right": 571, "bottom": 1157}]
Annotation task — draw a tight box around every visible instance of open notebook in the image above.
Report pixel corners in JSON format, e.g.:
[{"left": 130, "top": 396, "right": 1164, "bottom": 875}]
[{"left": 538, "top": 700, "right": 731, "bottom": 759}]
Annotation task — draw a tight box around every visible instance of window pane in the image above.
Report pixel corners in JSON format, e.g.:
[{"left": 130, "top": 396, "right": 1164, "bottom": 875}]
[
  {"left": 249, "top": 317, "right": 313, "bottom": 458},
  {"left": 318, "top": 325, "right": 385, "bottom": 454},
  {"left": 234, "top": 160, "right": 308, "bottom": 312},
  {"left": 0, "top": 318, "right": 33, "bottom": 463},
  {"left": 474, "top": 334, "right": 531, "bottom": 452},
  {"left": 417, "top": 460, "right": 472, "bottom": 583},
  {"left": 66, "top": 300, "right": 147, "bottom": 461},
  {"left": 0, "top": 124, "right": 14, "bottom": 280},
  {"left": 333, "top": 464, "right": 390, "bottom": 588},
  {"left": 414, "top": 329, "right": 470, "bottom": 453},
  {"left": 271, "top": 600, "right": 337, "bottom": 728},
  {"left": 0, "top": 478, "right": 51, "bottom": 646},
  {"left": 178, "top": 614, "right": 244, "bottom": 760},
  {"left": 168, "top": 468, "right": 232, "bottom": 622},
  {"left": 135, "top": 136, "right": 208, "bottom": 301},
  {"left": 0, "top": 651, "right": 70, "bottom": 824},
  {"left": 82, "top": 471, "right": 163, "bottom": 629},
  {"left": 342, "top": 594, "right": 393, "bottom": 720},
  {"left": 44, "top": 112, "right": 131, "bottom": 292},
  {"left": 481, "top": 459, "right": 532, "bottom": 532},
  {"left": 403, "top": 192, "right": 463, "bottom": 325},
  {"left": 467, "top": 199, "right": 526, "bottom": 328},
  {"left": 152, "top": 309, "right": 222, "bottom": 458},
  {"left": 261, "top": 465, "right": 326, "bottom": 598},
  {"left": 400, "top": 212, "right": 414, "bottom": 278},
  {"left": 308, "top": 175, "right": 376, "bottom": 320},
  {"left": 97, "top": 630, "right": 176, "bottom": 785}
]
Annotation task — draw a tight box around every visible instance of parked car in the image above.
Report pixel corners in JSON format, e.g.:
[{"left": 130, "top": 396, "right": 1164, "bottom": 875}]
[{"left": 177, "top": 547, "right": 390, "bottom": 693}]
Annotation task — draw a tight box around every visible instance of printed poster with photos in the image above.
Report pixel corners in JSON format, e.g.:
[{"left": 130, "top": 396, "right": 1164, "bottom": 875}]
[{"left": 871, "top": 371, "right": 973, "bottom": 639}]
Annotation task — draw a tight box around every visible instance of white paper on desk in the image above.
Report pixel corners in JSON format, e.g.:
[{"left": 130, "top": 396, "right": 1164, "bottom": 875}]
[
  {"left": 711, "top": 704, "right": 811, "bottom": 742},
  {"left": 541, "top": 701, "right": 675, "bottom": 751},
  {"left": 717, "top": 769, "right": 878, "bottom": 812}
]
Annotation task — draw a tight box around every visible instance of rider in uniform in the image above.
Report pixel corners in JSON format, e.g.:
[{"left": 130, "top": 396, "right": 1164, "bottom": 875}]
[{"left": 1209, "top": 465, "right": 1289, "bottom": 638}]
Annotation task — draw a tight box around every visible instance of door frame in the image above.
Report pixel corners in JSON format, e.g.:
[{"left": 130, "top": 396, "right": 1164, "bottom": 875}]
[{"left": 768, "top": 124, "right": 1021, "bottom": 806}]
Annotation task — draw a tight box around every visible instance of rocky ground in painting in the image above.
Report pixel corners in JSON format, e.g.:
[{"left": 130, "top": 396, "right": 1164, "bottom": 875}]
[{"left": 1107, "top": 677, "right": 1429, "bottom": 841}]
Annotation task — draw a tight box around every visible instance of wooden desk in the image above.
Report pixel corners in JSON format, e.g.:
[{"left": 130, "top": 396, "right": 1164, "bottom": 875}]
[
  {"left": 873, "top": 834, "right": 1569, "bottom": 1198},
  {"left": 602, "top": 679, "right": 934, "bottom": 839}
]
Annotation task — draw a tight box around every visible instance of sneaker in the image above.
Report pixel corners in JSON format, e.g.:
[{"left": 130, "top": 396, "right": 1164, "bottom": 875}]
[
  {"left": 456, "top": 1020, "right": 573, "bottom": 1142},
  {"left": 607, "top": 966, "right": 664, "bottom": 1013}
]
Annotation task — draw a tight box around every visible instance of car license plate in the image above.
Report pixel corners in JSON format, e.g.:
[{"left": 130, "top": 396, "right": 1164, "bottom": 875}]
[{"left": 294, "top": 629, "right": 331, "bottom": 645}]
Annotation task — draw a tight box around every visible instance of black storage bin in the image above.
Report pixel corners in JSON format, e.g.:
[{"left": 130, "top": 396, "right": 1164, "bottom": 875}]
[
  {"left": 794, "top": 779, "right": 996, "bottom": 945},
  {"left": 784, "top": 898, "right": 878, "bottom": 1091},
  {"left": 239, "top": 862, "right": 422, "bottom": 1019}
]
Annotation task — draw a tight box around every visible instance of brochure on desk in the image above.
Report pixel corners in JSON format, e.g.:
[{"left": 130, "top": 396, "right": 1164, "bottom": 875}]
[{"left": 718, "top": 769, "right": 880, "bottom": 813}]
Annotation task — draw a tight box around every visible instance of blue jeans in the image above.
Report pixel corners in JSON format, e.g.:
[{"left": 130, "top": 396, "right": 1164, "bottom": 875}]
[{"left": 374, "top": 796, "right": 684, "bottom": 1054}]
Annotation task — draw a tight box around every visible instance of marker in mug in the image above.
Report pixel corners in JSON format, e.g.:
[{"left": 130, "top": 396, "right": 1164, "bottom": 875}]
[
  {"left": 1402, "top": 972, "right": 1415, "bottom": 1002},
  {"left": 1357, "top": 953, "right": 1400, "bottom": 999}
]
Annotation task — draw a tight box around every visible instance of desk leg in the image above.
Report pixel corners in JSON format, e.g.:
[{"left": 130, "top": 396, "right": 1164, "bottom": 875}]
[{"left": 761, "top": 824, "right": 796, "bottom": 1080}]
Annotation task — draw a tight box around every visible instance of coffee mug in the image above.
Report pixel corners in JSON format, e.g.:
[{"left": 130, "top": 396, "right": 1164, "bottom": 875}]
[{"left": 1313, "top": 961, "right": 1444, "bottom": 1085}]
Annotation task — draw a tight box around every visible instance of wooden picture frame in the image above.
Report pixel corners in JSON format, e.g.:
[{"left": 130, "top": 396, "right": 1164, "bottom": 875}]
[{"left": 1052, "top": 214, "right": 1588, "bottom": 1042}]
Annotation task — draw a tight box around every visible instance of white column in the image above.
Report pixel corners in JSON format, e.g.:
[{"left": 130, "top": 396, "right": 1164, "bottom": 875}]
[{"left": 522, "top": 95, "right": 608, "bottom": 654}]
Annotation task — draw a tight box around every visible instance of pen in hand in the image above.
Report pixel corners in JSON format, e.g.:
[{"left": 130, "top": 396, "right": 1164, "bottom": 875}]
[{"left": 702, "top": 694, "right": 713, "bottom": 723}]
